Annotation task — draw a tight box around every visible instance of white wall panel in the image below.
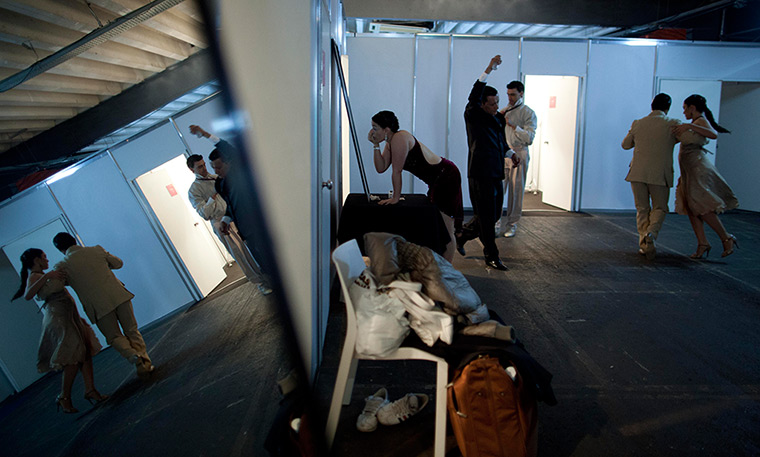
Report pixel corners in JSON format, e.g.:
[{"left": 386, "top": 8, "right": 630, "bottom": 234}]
[
  {"left": 111, "top": 122, "right": 188, "bottom": 182},
  {"left": 173, "top": 96, "right": 228, "bottom": 158},
  {"left": 48, "top": 154, "right": 194, "bottom": 326},
  {"left": 657, "top": 44, "right": 760, "bottom": 81},
  {"left": 0, "top": 187, "right": 61, "bottom": 244},
  {"left": 450, "top": 38, "right": 519, "bottom": 207},
  {"left": 718, "top": 82, "right": 760, "bottom": 212},
  {"left": 522, "top": 40, "right": 588, "bottom": 76},
  {"left": 347, "top": 36, "right": 415, "bottom": 195},
  {"left": 414, "top": 37, "right": 451, "bottom": 192},
  {"left": 581, "top": 42, "right": 657, "bottom": 210}
]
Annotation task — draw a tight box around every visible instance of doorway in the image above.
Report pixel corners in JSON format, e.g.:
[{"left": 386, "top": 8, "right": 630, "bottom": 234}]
[
  {"left": 523, "top": 75, "right": 580, "bottom": 211},
  {"left": 134, "top": 155, "right": 227, "bottom": 297}
]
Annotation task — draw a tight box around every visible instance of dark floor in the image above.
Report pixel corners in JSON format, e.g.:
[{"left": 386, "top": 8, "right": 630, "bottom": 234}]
[
  {"left": 1, "top": 210, "right": 758, "bottom": 457},
  {"left": 317, "top": 209, "right": 760, "bottom": 457},
  {"left": 0, "top": 264, "right": 298, "bottom": 457}
]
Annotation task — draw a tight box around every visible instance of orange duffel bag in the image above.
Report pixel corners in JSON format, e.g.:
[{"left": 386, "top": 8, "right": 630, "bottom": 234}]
[{"left": 447, "top": 355, "right": 538, "bottom": 457}]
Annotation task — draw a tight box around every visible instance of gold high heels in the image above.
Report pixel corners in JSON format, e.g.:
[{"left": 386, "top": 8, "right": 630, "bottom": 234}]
[
  {"left": 721, "top": 234, "right": 739, "bottom": 258},
  {"left": 55, "top": 395, "right": 79, "bottom": 414},
  {"left": 84, "top": 389, "right": 109, "bottom": 405},
  {"left": 690, "top": 244, "right": 711, "bottom": 259}
]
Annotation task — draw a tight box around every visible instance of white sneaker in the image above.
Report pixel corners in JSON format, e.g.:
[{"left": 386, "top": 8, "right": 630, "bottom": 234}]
[
  {"left": 356, "top": 388, "right": 389, "bottom": 432},
  {"left": 377, "top": 393, "right": 429, "bottom": 426},
  {"left": 503, "top": 225, "right": 517, "bottom": 238}
]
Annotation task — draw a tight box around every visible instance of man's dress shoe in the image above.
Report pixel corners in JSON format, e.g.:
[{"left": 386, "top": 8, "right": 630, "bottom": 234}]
[
  {"left": 485, "top": 259, "right": 508, "bottom": 271},
  {"left": 455, "top": 236, "right": 466, "bottom": 256}
]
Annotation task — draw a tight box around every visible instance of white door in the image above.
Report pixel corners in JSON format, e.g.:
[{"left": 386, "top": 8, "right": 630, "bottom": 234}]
[
  {"left": 658, "top": 79, "right": 723, "bottom": 210},
  {"left": 524, "top": 75, "right": 580, "bottom": 211},
  {"left": 314, "top": 0, "right": 334, "bottom": 374},
  {"left": 135, "top": 158, "right": 226, "bottom": 297}
]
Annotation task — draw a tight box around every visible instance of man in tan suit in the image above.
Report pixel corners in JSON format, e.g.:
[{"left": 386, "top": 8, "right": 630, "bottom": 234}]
[
  {"left": 621, "top": 93, "right": 681, "bottom": 259},
  {"left": 53, "top": 232, "right": 154, "bottom": 377}
]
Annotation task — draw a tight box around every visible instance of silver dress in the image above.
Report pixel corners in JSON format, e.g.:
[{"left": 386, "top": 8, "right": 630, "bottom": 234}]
[
  {"left": 35, "top": 278, "right": 102, "bottom": 372},
  {"left": 675, "top": 131, "right": 739, "bottom": 216}
]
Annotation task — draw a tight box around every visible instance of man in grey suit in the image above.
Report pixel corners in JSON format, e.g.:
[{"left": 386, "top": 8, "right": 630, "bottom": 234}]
[
  {"left": 621, "top": 93, "right": 681, "bottom": 259},
  {"left": 53, "top": 232, "right": 154, "bottom": 377}
]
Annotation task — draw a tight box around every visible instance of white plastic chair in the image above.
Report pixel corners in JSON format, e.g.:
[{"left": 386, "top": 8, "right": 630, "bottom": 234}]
[{"left": 325, "top": 239, "right": 448, "bottom": 457}]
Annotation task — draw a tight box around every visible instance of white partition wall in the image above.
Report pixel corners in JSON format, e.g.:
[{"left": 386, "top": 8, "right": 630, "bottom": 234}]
[
  {"left": 346, "top": 36, "right": 415, "bottom": 195},
  {"left": 173, "top": 96, "right": 228, "bottom": 157},
  {"left": 450, "top": 38, "right": 519, "bottom": 206},
  {"left": 719, "top": 82, "right": 760, "bottom": 212},
  {"left": 0, "top": 188, "right": 68, "bottom": 394},
  {"left": 581, "top": 41, "right": 658, "bottom": 210},
  {"left": 521, "top": 40, "right": 588, "bottom": 76},
  {"left": 346, "top": 35, "right": 760, "bottom": 212},
  {"left": 48, "top": 155, "right": 195, "bottom": 326},
  {"left": 414, "top": 37, "right": 450, "bottom": 192}
]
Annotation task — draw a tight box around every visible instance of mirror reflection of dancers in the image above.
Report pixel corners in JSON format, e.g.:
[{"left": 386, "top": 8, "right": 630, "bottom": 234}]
[
  {"left": 369, "top": 110, "right": 464, "bottom": 262},
  {"left": 671, "top": 94, "right": 739, "bottom": 259},
  {"left": 12, "top": 249, "right": 108, "bottom": 414}
]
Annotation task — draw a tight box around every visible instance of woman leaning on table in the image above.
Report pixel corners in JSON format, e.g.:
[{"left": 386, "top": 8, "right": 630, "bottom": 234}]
[{"left": 369, "top": 110, "right": 464, "bottom": 263}]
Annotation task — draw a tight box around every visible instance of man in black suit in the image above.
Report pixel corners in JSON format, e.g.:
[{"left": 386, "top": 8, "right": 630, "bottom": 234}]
[
  {"left": 201, "top": 128, "right": 273, "bottom": 295},
  {"left": 457, "top": 55, "right": 519, "bottom": 271}
]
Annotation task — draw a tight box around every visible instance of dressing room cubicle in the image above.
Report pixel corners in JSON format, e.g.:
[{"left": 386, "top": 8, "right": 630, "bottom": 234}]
[
  {"left": 0, "top": 95, "right": 236, "bottom": 399},
  {"left": 345, "top": 36, "right": 760, "bottom": 213}
]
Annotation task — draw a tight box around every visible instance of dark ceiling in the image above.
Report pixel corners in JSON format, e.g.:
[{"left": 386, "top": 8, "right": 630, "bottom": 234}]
[{"left": 0, "top": 0, "right": 758, "bottom": 202}]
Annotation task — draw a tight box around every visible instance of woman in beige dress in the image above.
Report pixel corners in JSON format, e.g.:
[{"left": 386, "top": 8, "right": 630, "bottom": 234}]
[
  {"left": 672, "top": 94, "right": 739, "bottom": 259},
  {"left": 12, "top": 248, "right": 108, "bottom": 413}
]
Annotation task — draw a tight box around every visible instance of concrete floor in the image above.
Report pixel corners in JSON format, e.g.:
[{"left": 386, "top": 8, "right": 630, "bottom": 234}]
[
  {"left": 0, "top": 266, "right": 299, "bottom": 457},
  {"left": 318, "top": 209, "right": 760, "bottom": 457},
  {"left": 1, "top": 209, "right": 758, "bottom": 457}
]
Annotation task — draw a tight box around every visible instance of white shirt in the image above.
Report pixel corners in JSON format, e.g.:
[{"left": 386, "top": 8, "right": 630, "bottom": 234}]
[
  {"left": 503, "top": 100, "right": 537, "bottom": 153},
  {"left": 188, "top": 173, "right": 227, "bottom": 222}
]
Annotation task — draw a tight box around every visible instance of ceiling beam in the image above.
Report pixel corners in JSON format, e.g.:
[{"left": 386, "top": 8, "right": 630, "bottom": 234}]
[
  {"left": 0, "top": 0, "right": 195, "bottom": 60},
  {"left": 0, "top": 68, "right": 124, "bottom": 95},
  {"left": 0, "top": 119, "right": 57, "bottom": 133},
  {"left": 0, "top": 41, "right": 152, "bottom": 84},
  {"left": 0, "top": 105, "right": 79, "bottom": 120},
  {"left": 0, "top": 49, "right": 214, "bottom": 167},
  {"left": 0, "top": 89, "right": 101, "bottom": 107},
  {"left": 0, "top": 8, "right": 177, "bottom": 72},
  {"left": 88, "top": 0, "right": 207, "bottom": 47}
]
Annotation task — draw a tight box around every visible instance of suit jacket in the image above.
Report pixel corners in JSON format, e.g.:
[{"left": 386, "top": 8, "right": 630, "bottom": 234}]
[
  {"left": 464, "top": 80, "right": 508, "bottom": 180},
  {"left": 621, "top": 110, "right": 681, "bottom": 187},
  {"left": 55, "top": 245, "right": 134, "bottom": 324}
]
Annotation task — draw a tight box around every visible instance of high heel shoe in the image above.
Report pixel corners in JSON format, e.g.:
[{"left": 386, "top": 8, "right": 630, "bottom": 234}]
[
  {"left": 55, "top": 395, "right": 79, "bottom": 414},
  {"left": 84, "top": 389, "right": 109, "bottom": 405},
  {"left": 690, "top": 244, "right": 711, "bottom": 259},
  {"left": 721, "top": 234, "right": 739, "bottom": 258}
]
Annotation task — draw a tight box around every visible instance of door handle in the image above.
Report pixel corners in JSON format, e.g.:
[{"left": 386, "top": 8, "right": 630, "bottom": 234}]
[{"left": 322, "top": 180, "right": 334, "bottom": 190}]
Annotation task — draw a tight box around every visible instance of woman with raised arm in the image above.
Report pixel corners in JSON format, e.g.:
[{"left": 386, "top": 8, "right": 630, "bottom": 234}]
[
  {"left": 369, "top": 110, "right": 464, "bottom": 262},
  {"left": 12, "top": 249, "right": 107, "bottom": 414},
  {"left": 671, "top": 94, "right": 739, "bottom": 259}
]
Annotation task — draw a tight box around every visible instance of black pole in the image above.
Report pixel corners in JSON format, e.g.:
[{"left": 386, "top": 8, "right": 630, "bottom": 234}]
[{"left": 331, "top": 39, "right": 371, "bottom": 202}]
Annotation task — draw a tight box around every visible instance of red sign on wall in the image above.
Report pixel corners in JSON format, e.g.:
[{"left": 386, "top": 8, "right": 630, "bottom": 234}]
[
  {"left": 166, "top": 184, "right": 177, "bottom": 196},
  {"left": 549, "top": 96, "right": 557, "bottom": 109}
]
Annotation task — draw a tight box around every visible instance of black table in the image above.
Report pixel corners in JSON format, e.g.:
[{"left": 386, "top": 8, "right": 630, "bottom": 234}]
[{"left": 337, "top": 193, "right": 451, "bottom": 255}]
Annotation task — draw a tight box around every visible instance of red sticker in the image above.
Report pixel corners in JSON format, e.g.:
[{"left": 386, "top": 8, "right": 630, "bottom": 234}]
[
  {"left": 549, "top": 96, "right": 557, "bottom": 108},
  {"left": 166, "top": 184, "right": 177, "bottom": 196}
]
